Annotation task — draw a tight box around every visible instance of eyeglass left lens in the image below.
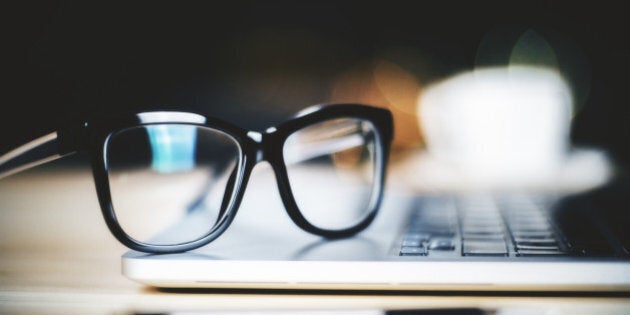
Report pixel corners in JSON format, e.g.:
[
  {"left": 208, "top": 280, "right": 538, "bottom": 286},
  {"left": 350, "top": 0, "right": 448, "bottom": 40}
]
[{"left": 106, "top": 124, "right": 241, "bottom": 246}]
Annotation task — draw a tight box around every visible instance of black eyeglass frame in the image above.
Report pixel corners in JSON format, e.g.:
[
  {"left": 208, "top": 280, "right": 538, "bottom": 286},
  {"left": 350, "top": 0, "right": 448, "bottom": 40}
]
[{"left": 1, "top": 104, "right": 393, "bottom": 254}]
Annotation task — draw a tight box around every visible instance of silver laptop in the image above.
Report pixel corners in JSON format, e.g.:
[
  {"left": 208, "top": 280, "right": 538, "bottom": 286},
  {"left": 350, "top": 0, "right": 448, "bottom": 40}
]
[
  {"left": 122, "top": 68, "right": 630, "bottom": 291},
  {"left": 122, "top": 157, "right": 630, "bottom": 291}
]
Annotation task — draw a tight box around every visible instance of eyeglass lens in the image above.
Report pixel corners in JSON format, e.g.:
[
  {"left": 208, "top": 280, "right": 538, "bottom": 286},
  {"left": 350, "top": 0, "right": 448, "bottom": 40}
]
[
  {"left": 283, "top": 118, "right": 379, "bottom": 230},
  {"left": 106, "top": 124, "right": 241, "bottom": 246}
]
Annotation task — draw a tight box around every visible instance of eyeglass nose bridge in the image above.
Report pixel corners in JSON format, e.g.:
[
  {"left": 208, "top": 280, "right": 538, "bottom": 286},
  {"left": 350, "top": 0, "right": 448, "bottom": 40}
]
[{"left": 246, "top": 128, "right": 283, "bottom": 165}]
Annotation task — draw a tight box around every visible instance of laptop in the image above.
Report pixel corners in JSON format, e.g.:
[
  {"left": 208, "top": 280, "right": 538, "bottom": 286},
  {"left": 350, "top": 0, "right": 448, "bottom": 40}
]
[{"left": 122, "top": 150, "right": 630, "bottom": 291}]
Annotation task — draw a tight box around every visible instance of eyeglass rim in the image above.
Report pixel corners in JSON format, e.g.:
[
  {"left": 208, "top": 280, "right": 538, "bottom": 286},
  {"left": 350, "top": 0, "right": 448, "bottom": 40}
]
[
  {"left": 80, "top": 104, "right": 394, "bottom": 254},
  {"left": 273, "top": 117, "right": 387, "bottom": 237}
]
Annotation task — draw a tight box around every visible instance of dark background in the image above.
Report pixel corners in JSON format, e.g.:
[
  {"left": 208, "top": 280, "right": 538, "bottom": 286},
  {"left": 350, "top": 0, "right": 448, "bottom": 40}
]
[{"left": 2, "top": 1, "right": 629, "bottom": 168}]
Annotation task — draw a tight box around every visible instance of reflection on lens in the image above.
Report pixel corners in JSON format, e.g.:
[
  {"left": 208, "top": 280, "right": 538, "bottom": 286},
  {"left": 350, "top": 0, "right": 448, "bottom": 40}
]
[
  {"left": 283, "top": 118, "right": 380, "bottom": 230},
  {"left": 106, "top": 124, "right": 241, "bottom": 246}
]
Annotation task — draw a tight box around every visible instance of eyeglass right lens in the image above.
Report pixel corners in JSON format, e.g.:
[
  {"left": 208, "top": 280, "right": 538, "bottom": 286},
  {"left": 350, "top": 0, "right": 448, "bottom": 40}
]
[
  {"left": 106, "top": 124, "right": 241, "bottom": 246},
  {"left": 283, "top": 118, "right": 381, "bottom": 231}
]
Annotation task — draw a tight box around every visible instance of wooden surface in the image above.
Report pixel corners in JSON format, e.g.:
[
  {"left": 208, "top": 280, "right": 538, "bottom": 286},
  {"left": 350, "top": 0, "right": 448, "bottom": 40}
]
[{"left": 1, "top": 165, "right": 630, "bottom": 315}]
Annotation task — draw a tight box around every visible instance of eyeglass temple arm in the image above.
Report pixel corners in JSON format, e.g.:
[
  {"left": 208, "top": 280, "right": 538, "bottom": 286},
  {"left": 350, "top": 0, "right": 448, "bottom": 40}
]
[{"left": 0, "top": 131, "right": 77, "bottom": 180}]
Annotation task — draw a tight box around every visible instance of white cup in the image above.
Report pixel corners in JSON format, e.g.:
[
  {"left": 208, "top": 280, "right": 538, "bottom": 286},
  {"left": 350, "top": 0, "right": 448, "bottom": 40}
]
[{"left": 418, "top": 66, "right": 573, "bottom": 187}]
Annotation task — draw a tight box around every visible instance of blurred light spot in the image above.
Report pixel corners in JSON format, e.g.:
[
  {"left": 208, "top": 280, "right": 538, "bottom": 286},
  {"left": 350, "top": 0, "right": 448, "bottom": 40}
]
[
  {"left": 147, "top": 125, "right": 197, "bottom": 173},
  {"left": 476, "top": 27, "right": 590, "bottom": 114},
  {"left": 510, "top": 29, "right": 560, "bottom": 68},
  {"left": 329, "top": 63, "right": 385, "bottom": 107},
  {"left": 373, "top": 60, "right": 422, "bottom": 115},
  {"left": 329, "top": 60, "right": 424, "bottom": 150}
]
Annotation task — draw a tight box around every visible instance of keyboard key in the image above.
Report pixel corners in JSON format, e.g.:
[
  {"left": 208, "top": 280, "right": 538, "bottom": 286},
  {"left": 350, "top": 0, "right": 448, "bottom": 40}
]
[
  {"left": 516, "top": 244, "right": 560, "bottom": 251},
  {"left": 512, "top": 231, "right": 555, "bottom": 239},
  {"left": 517, "top": 250, "right": 566, "bottom": 257},
  {"left": 507, "top": 217, "right": 548, "bottom": 225},
  {"left": 509, "top": 224, "right": 551, "bottom": 232},
  {"left": 400, "top": 246, "right": 426, "bottom": 256},
  {"left": 463, "top": 232, "right": 505, "bottom": 241},
  {"left": 514, "top": 238, "right": 558, "bottom": 246},
  {"left": 463, "top": 240, "right": 507, "bottom": 256},
  {"left": 462, "top": 225, "right": 504, "bottom": 234},
  {"left": 428, "top": 238, "right": 455, "bottom": 250}
]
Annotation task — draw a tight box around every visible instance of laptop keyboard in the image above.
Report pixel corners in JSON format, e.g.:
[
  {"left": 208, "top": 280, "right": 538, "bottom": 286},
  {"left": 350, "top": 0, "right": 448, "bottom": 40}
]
[{"left": 398, "top": 194, "right": 602, "bottom": 258}]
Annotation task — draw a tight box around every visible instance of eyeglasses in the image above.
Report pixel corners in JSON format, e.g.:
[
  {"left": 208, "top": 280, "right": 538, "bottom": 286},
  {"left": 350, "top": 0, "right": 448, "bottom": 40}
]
[{"left": 0, "top": 104, "right": 393, "bottom": 253}]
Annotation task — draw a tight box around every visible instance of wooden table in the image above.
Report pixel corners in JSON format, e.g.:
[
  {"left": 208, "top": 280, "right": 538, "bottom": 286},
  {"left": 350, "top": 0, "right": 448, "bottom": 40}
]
[{"left": 1, "top": 165, "right": 629, "bottom": 314}]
